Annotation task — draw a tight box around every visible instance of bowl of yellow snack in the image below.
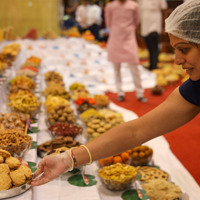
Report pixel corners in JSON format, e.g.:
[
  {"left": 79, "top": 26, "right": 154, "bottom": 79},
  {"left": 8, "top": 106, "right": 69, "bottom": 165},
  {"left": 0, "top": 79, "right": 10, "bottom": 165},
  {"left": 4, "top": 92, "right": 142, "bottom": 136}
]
[{"left": 98, "top": 163, "right": 137, "bottom": 191}]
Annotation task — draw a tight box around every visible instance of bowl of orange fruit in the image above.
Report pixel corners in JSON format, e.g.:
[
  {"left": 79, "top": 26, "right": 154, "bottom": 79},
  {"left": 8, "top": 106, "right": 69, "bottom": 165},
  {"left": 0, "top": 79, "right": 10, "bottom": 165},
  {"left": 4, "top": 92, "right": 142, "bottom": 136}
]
[
  {"left": 98, "top": 150, "right": 132, "bottom": 168},
  {"left": 131, "top": 145, "right": 153, "bottom": 166}
]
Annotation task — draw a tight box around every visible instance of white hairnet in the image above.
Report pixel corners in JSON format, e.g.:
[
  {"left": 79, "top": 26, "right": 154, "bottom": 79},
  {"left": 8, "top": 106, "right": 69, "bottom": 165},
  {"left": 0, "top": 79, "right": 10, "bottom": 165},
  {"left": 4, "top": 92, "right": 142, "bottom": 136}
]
[{"left": 165, "top": 0, "right": 200, "bottom": 44}]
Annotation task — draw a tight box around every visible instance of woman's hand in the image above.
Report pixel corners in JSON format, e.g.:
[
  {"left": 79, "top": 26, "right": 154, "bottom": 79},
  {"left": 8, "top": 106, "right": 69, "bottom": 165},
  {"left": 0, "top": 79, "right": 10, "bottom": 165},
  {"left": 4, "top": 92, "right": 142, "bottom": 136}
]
[{"left": 31, "top": 150, "right": 74, "bottom": 186}]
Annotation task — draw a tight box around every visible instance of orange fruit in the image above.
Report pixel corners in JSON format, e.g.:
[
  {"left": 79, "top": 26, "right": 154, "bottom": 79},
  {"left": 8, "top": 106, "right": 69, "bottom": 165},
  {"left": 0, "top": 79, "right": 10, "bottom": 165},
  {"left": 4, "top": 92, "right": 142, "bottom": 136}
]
[
  {"left": 126, "top": 149, "right": 132, "bottom": 155},
  {"left": 120, "top": 152, "right": 130, "bottom": 162},
  {"left": 98, "top": 157, "right": 113, "bottom": 167},
  {"left": 113, "top": 156, "right": 122, "bottom": 164}
]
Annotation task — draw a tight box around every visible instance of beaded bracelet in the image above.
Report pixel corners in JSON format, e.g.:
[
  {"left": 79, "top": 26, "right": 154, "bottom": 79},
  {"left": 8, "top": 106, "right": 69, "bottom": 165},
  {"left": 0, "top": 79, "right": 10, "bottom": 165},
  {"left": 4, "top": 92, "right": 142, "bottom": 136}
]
[
  {"left": 80, "top": 145, "right": 93, "bottom": 165},
  {"left": 70, "top": 148, "right": 78, "bottom": 168}
]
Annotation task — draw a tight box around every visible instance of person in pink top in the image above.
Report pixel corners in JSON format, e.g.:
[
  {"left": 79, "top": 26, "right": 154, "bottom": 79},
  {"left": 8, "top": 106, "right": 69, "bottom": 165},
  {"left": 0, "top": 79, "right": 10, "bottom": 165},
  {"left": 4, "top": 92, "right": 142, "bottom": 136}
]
[{"left": 105, "top": 0, "right": 147, "bottom": 102}]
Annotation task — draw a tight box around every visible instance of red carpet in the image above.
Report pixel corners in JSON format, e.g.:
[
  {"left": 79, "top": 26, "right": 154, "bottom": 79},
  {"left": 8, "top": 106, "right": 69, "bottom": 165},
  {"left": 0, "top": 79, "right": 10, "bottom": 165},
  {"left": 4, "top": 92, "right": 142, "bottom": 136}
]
[{"left": 106, "top": 82, "right": 200, "bottom": 185}]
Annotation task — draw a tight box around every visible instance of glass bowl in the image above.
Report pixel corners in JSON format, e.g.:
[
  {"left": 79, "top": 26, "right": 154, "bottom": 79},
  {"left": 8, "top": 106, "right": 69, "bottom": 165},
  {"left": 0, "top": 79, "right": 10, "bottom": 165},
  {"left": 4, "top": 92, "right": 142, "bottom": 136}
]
[
  {"left": 0, "top": 136, "right": 32, "bottom": 157},
  {"left": 131, "top": 145, "right": 153, "bottom": 166},
  {"left": 98, "top": 163, "right": 137, "bottom": 191}
]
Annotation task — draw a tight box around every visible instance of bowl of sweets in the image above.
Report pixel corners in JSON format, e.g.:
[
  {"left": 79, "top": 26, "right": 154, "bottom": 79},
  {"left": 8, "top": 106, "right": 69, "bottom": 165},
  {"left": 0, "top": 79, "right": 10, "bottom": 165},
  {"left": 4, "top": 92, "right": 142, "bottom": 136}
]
[{"left": 131, "top": 145, "right": 153, "bottom": 166}]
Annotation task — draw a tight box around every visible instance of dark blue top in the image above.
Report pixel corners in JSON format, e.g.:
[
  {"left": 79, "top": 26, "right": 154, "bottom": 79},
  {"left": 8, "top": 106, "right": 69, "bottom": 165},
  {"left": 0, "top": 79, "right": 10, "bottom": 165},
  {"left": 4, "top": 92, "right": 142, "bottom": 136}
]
[{"left": 179, "top": 79, "right": 200, "bottom": 106}]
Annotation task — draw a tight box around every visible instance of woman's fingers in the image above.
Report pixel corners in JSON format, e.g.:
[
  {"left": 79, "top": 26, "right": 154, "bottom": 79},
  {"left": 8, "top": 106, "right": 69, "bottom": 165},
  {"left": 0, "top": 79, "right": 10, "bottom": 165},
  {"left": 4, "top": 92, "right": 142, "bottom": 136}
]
[
  {"left": 32, "top": 162, "right": 44, "bottom": 179},
  {"left": 31, "top": 173, "right": 50, "bottom": 186},
  {"left": 32, "top": 170, "right": 41, "bottom": 179}
]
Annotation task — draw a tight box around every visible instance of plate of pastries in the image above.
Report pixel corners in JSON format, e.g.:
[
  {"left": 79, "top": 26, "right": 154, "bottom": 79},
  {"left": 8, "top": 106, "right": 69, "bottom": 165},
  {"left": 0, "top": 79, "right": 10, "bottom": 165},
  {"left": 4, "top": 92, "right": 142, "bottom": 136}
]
[{"left": 0, "top": 149, "right": 33, "bottom": 199}]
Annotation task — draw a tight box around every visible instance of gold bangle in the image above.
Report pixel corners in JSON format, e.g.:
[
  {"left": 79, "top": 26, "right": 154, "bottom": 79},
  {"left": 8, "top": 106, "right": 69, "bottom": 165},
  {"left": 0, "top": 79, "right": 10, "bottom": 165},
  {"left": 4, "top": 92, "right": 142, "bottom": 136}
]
[{"left": 80, "top": 145, "right": 93, "bottom": 164}]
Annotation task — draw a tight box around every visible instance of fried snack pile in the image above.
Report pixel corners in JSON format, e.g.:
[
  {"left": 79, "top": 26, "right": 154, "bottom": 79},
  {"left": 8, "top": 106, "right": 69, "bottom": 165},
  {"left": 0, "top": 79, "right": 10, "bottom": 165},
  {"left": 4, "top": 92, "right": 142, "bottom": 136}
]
[
  {"left": 10, "top": 76, "right": 36, "bottom": 91},
  {"left": 94, "top": 95, "right": 110, "bottom": 107},
  {"left": 69, "top": 82, "right": 85, "bottom": 92},
  {"left": 0, "top": 112, "right": 29, "bottom": 132},
  {"left": 42, "top": 85, "right": 71, "bottom": 100},
  {"left": 8, "top": 90, "right": 41, "bottom": 114},
  {"left": 0, "top": 129, "right": 32, "bottom": 156},
  {"left": 0, "top": 149, "right": 32, "bottom": 191},
  {"left": 1, "top": 43, "right": 20, "bottom": 57},
  {"left": 80, "top": 108, "right": 100, "bottom": 122},
  {"left": 99, "top": 163, "right": 137, "bottom": 183},
  {"left": 44, "top": 96, "right": 70, "bottom": 113},
  {"left": 141, "top": 179, "right": 182, "bottom": 200},
  {"left": 98, "top": 163, "right": 137, "bottom": 191},
  {"left": 71, "top": 87, "right": 91, "bottom": 101},
  {"left": 44, "top": 71, "right": 63, "bottom": 83}
]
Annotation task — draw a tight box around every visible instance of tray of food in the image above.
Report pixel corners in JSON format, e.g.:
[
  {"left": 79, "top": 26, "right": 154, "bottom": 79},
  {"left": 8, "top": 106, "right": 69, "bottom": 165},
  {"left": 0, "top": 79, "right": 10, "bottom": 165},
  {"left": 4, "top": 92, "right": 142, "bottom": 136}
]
[
  {"left": 0, "top": 183, "right": 31, "bottom": 199},
  {"left": 48, "top": 122, "right": 83, "bottom": 138},
  {"left": 37, "top": 136, "right": 81, "bottom": 158},
  {"left": 0, "top": 149, "right": 33, "bottom": 199},
  {"left": 141, "top": 179, "right": 182, "bottom": 200}
]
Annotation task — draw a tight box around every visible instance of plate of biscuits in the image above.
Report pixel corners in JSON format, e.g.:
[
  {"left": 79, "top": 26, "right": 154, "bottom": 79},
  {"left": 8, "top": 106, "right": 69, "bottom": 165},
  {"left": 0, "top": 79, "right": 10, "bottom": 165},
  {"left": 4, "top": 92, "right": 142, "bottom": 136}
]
[{"left": 0, "top": 149, "right": 33, "bottom": 199}]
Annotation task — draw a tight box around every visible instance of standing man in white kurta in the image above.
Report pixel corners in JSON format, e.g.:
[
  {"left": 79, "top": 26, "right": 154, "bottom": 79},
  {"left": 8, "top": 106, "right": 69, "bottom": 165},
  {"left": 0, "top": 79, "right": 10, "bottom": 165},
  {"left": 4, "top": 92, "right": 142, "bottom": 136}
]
[
  {"left": 138, "top": 0, "right": 167, "bottom": 70},
  {"left": 105, "top": 0, "right": 147, "bottom": 102}
]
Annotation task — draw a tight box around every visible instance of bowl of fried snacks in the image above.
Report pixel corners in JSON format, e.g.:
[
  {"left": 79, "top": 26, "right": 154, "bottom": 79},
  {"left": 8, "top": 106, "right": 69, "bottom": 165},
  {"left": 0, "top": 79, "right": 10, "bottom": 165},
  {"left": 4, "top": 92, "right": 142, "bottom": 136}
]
[
  {"left": 98, "top": 163, "right": 137, "bottom": 191},
  {"left": 0, "top": 129, "right": 32, "bottom": 157},
  {"left": 7, "top": 90, "right": 41, "bottom": 118}
]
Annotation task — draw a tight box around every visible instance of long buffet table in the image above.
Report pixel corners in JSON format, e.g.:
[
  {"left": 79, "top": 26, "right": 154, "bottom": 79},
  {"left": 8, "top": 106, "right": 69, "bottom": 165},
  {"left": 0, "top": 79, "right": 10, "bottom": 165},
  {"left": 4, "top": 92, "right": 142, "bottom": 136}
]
[{"left": 0, "top": 38, "right": 200, "bottom": 200}]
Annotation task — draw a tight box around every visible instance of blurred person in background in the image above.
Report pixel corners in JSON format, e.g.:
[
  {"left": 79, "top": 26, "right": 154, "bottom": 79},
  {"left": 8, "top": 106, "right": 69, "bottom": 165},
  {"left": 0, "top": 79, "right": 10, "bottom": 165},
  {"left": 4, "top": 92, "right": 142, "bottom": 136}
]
[
  {"left": 75, "top": 0, "right": 102, "bottom": 41},
  {"left": 105, "top": 0, "right": 147, "bottom": 102},
  {"left": 75, "top": 0, "right": 91, "bottom": 33},
  {"left": 137, "top": 0, "right": 167, "bottom": 70},
  {"left": 63, "top": 0, "right": 78, "bottom": 29},
  {"left": 98, "top": 0, "right": 109, "bottom": 42},
  {"left": 87, "top": 0, "right": 102, "bottom": 41}
]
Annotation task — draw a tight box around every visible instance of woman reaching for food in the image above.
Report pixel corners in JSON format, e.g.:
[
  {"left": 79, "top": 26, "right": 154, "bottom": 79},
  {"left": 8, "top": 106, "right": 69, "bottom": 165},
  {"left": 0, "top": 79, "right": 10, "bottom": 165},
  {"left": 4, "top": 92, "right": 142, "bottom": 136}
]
[{"left": 31, "top": 0, "right": 200, "bottom": 186}]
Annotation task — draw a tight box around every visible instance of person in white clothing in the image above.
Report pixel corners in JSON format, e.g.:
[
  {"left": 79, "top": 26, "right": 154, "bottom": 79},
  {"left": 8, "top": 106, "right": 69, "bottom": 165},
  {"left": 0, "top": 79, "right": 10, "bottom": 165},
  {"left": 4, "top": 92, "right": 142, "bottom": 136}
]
[
  {"left": 75, "top": 0, "right": 102, "bottom": 41},
  {"left": 86, "top": 1, "right": 102, "bottom": 41},
  {"left": 138, "top": 0, "right": 168, "bottom": 70},
  {"left": 75, "top": 0, "right": 91, "bottom": 31}
]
